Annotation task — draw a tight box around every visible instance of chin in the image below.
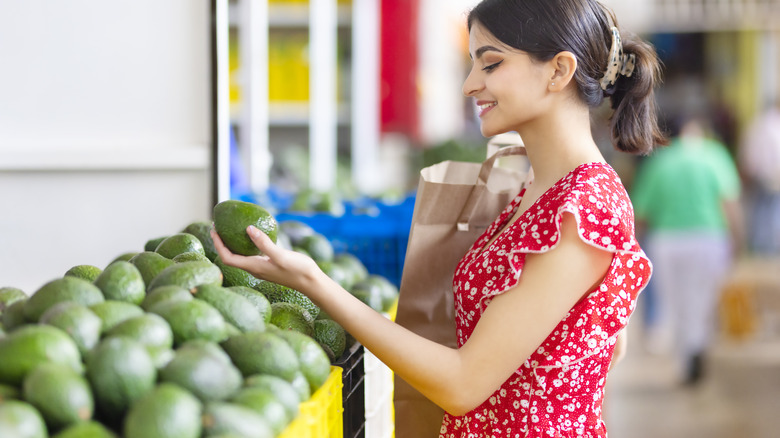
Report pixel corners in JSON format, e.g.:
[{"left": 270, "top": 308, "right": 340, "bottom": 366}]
[{"left": 480, "top": 125, "right": 508, "bottom": 138}]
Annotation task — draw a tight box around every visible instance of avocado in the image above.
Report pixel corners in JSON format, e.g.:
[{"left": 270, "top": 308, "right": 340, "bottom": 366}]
[
  {"left": 192, "top": 284, "right": 264, "bottom": 333},
  {"left": 350, "top": 278, "right": 386, "bottom": 313},
  {"left": 141, "top": 285, "right": 192, "bottom": 312},
  {"left": 154, "top": 233, "right": 206, "bottom": 259},
  {"left": 93, "top": 261, "right": 145, "bottom": 305},
  {"left": 182, "top": 221, "right": 219, "bottom": 261},
  {"left": 22, "top": 363, "right": 94, "bottom": 430},
  {"left": 172, "top": 251, "right": 211, "bottom": 263},
  {"left": 254, "top": 279, "right": 319, "bottom": 319},
  {"left": 213, "top": 200, "right": 278, "bottom": 256},
  {"left": 230, "top": 386, "right": 290, "bottom": 435},
  {"left": 275, "top": 329, "right": 331, "bottom": 394},
  {"left": 201, "top": 401, "right": 274, "bottom": 438},
  {"left": 52, "top": 420, "right": 118, "bottom": 438},
  {"left": 86, "top": 337, "right": 156, "bottom": 423},
  {"left": 129, "top": 251, "right": 175, "bottom": 286},
  {"left": 63, "top": 265, "right": 103, "bottom": 282},
  {"left": 333, "top": 253, "right": 369, "bottom": 285},
  {"left": 214, "top": 256, "right": 261, "bottom": 289},
  {"left": 0, "top": 325, "right": 83, "bottom": 386},
  {"left": 243, "top": 374, "right": 301, "bottom": 421},
  {"left": 313, "top": 319, "right": 346, "bottom": 359},
  {"left": 104, "top": 313, "right": 174, "bottom": 368},
  {"left": 159, "top": 341, "right": 242, "bottom": 402},
  {"left": 226, "top": 286, "right": 272, "bottom": 324},
  {"left": 289, "top": 371, "right": 311, "bottom": 402},
  {"left": 220, "top": 331, "right": 300, "bottom": 381},
  {"left": 0, "top": 400, "right": 47, "bottom": 438},
  {"left": 296, "top": 233, "right": 334, "bottom": 263},
  {"left": 317, "top": 260, "right": 354, "bottom": 290},
  {"left": 178, "top": 338, "right": 234, "bottom": 364},
  {"left": 146, "top": 261, "right": 223, "bottom": 292},
  {"left": 0, "top": 287, "right": 26, "bottom": 313},
  {"left": 278, "top": 220, "right": 315, "bottom": 247},
  {"left": 123, "top": 383, "right": 202, "bottom": 438},
  {"left": 366, "top": 274, "right": 399, "bottom": 312},
  {"left": 109, "top": 252, "right": 138, "bottom": 264},
  {"left": 144, "top": 236, "right": 168, "bottom": 252},
  {"left": 39, "top": 301, "right": 102, "bottom": 355},
  {"left": 88, "top": 300, "right": 144, "bottom": 334},
  {"left": 150, "top": 299, "right": 228, "bottom": 346},
  {"left": 23, "top": 276, "right": 104, "bottom": 322},
  {"left": 269, "top": 302, "right": 314, "bottom": 337},
  {"left": 2, "top": 299, "right": 28, "bottom": 332}
]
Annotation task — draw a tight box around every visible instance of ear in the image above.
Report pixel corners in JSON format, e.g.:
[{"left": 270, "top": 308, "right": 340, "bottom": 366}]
[{"left": 548, "top": 51, "right": 577, "bottom": 91}]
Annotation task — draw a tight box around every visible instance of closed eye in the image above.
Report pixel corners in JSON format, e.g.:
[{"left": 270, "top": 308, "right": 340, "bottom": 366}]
[{"left": 482, "top": 60, "right": 503, "bottom": 72}]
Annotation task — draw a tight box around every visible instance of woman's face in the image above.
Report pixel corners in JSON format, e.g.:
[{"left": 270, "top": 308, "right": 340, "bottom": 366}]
[{"left": 463, "top": 22, "right": 551, "bottom": 138}]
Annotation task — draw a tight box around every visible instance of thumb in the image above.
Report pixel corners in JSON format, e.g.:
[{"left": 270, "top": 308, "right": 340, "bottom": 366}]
[{"left": 246, "top": 225, "right": 278, "bottom": 255}]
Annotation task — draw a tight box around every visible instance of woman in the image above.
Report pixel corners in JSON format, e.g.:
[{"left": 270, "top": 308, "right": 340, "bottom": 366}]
[{"left": 212, "top": 0, "right": 666, "bottom": 435}]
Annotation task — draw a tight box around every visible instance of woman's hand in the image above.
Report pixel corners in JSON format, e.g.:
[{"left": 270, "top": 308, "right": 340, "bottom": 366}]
[{"left": 210, "top": 225, "right": 322, "bottom": 294}]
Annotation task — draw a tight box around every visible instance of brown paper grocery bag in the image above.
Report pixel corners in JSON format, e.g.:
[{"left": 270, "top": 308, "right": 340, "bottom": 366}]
[{"left": 393, "top": 144, "right": 527, "bottom": 438}]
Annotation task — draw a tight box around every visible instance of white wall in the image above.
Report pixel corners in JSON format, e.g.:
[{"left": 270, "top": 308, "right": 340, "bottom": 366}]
[{"left": 0, "top": 0, "right": 213, "bottom": 293}]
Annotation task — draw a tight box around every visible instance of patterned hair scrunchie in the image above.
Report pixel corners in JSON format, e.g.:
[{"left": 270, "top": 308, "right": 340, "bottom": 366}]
[{"left": 600, "top": 26, "right": 636, "bottom": 92}]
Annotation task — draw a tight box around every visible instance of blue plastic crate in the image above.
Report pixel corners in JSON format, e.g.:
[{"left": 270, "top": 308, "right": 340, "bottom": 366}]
[{"left": 275, "top": 195, "right": 414, "bottom": 287}]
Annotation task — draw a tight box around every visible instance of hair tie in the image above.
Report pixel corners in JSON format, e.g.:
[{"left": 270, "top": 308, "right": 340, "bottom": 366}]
[{"left": 600, "top": 27, "right": 636, "bottom": 92}]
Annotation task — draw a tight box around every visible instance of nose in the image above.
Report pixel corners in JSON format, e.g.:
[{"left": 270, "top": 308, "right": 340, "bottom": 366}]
[{"left": 462, "top": 66, "right": 482, "bottom": 97}]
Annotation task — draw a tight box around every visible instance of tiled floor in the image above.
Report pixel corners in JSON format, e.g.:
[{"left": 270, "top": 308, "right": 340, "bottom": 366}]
[{"left": 603, "top": 320, "right": 780, "bottom": 438}]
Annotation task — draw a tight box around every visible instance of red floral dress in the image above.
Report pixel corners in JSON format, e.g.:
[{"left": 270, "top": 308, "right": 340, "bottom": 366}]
[{"left": 440, "top": 162, "right": 651, "bottom": 438}]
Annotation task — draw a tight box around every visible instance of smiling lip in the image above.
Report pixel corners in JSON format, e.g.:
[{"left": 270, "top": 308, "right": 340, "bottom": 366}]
[{"left": 476, "top": 100, "right": 496, "bottom": 117}]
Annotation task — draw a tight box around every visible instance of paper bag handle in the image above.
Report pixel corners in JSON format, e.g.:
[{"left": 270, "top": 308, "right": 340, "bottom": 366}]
[{"left": 456, "top": 145, "right": 527, "bottom": 231}]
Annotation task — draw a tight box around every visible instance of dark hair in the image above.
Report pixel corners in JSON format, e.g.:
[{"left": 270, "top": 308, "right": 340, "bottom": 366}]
[{"left": 468, "top": 0, "right": 668, "bottom": 155}]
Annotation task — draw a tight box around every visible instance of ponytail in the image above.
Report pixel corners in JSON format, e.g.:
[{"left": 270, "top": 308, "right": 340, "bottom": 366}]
[{"left": 607, "top": 30, "right": 668, "bottom": 155}]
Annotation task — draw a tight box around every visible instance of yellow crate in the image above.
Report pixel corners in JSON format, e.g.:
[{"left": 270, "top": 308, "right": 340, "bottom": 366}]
[{"left": 279, "top": 366, "right": 344, "bottom": 438}]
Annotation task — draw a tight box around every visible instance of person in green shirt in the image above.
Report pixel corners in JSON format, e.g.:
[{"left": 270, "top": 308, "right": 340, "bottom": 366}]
[{"left": 631, "top": 113, "right": 743, "bottom": 385}]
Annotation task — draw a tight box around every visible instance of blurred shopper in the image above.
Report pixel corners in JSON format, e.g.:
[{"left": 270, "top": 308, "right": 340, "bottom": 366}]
[
  {"left": 632, "top": 114, "right": 743, "bottom": 385},
  {"left": 213, "top": 0, "right": 666, "bottom": 436},
  {"left": 738, "top": 100, "right": 780, "bottom": 255}
]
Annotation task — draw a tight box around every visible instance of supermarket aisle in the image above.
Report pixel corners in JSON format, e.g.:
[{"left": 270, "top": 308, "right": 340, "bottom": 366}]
[{"left": 603, "top": 314, "right": 780, "bottom": 438}]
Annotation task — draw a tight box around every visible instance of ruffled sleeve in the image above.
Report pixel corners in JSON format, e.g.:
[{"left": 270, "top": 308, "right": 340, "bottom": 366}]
[{"left": 488, "top": 163, "right": 651, "bottom": 308}]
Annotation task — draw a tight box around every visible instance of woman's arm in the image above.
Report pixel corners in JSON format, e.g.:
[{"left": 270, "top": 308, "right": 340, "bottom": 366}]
[{"left": 211, "top": 212, "right": 612, "bottom": 415}]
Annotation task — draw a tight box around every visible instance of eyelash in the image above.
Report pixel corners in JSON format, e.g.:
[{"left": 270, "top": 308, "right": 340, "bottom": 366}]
[{"left": 482, "top": 61, "right": 503, "bottom": 72}]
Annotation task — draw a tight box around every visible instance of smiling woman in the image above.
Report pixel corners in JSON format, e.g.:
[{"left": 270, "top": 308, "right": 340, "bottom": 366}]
[{"left": 212, "top": 1, "right": 667, "bottom": 437}]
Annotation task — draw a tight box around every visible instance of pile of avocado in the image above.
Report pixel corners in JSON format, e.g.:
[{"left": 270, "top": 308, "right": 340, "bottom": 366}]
[{"left": 0, "top": 200, "right": 399, "bottom": 438}]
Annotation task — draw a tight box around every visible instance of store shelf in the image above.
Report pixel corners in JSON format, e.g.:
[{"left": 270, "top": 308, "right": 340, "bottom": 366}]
[{"left": 0, "top": 143, "right": 210, "bottom": 171}]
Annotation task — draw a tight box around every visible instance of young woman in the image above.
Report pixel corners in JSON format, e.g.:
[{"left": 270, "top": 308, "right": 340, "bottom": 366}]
[{"left": 212, "top": 0, "right": 666, "bottom": 435}]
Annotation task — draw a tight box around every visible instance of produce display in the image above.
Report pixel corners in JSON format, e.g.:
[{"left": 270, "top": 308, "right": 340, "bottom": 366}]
[{"left": 0, "top": 199, "right": 399, "bottom": 438}]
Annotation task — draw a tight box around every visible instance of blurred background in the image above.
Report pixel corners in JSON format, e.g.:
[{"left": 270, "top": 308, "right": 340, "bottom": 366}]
[{"left": 1, "top": 1, "right": 780, "bottom": 436}]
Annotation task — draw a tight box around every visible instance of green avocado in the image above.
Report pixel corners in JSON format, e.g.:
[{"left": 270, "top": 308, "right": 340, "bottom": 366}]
[
  {"left": 22, "top": 363, "right": 94, "bottom": 431},
  {"left": 213, "top": 200, "right": 278, "bottom": 256},
  {"left": 154, "top": 233, "right": 206, "bottom": 260},
  {"left": 192, "top": 284, "right": 264, "bottom": 333},
  {"left": 129, "top": 251, "right": 175, "bottom": 286},
  {"left": 86, "top": 337, "right": 157, "bottom": 423},
  {"left": 23, "top": 276, "right": 104, "bottom": 322},
  {"left": 182, "top": 221, "right": 219, "bottom": 262},
  {"left": 93, "top": 261, "right": 146, "bottom": 305},
  {"left": 0, "top": 400, "right": 47, "bottom": 438},
  {"left": 146, "top": 261, "right": 223, "bottom": 292},
  {"left": 158, "top": 341, "right": 242, "bottom": 402},
  {"left": 123, "top": 383, "right": 202, "bottom": 438},
  {"left": 0, "top": 325, "right": 83, "bottom": 386}
]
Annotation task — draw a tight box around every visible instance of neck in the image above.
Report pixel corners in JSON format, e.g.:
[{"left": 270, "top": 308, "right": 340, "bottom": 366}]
[{"left": 515, "top": 103, "right": 605, "bottom": 188}]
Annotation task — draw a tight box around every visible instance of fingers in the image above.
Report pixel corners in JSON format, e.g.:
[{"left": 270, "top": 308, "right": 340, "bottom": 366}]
[
  {"left": 209, "top": 227, "right": 245, "bottom": 263},
  {"left": 246, "top": 225, "right": 279, "bottom": 257}
]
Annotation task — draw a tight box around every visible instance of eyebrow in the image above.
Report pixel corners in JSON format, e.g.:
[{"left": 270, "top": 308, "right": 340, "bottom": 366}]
[{"left": 473, "top": 45, "right": 503, "bottom": 59}]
